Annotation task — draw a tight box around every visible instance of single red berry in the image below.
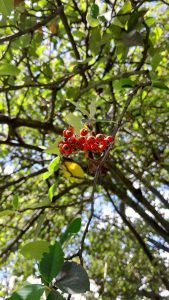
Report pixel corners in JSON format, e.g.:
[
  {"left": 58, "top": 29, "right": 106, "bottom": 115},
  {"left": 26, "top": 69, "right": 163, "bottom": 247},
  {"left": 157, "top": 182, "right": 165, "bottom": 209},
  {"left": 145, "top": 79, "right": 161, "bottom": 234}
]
[
  {"left": 78, "top": 136, "right": 86, "bottom": 144},
  {"left": 67, "top": 135, "right": 76, "bottom": 144},
  {"left": 72, "top": 140, "right": 80, "bottom": 150},
  {"left": 87, "top": 136, "right": 96, "bottom": 144},
  {"left": 105, "top": 135, "right": 113, "bottom": 143},
  {"left": 83, "top": 144, "right": 89, "bottom": 151},
  {"left": 91, "top": 143, "right": 99, "bottom": 152},
  {"left": 67, "top": 130, "right": 74, "bottom": 137},
  {"left": 98, "top": 144, "right": 106, "bottom": 152},
  {"left": 61, "top": 143, "right": 71, "bottom": 155},
  {"left": 103, "top": 138, "right": 110, "bottom": 146},
  {"left": 68, "top": 127, "right": 74, "bottom": 134},
  {"left": 96, "top": 134, "right": 105, "bottom": 142},
  {"left": 80, "top": 128, "right": 88, "bottom": 136}
]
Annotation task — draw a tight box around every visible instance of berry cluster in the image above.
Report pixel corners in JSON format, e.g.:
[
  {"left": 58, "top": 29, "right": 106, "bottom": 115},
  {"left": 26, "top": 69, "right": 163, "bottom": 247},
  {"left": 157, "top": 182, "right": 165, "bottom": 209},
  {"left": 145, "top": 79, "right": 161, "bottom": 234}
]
[{"left": 58, "top": 127, "right": 113, "bottom": 156}]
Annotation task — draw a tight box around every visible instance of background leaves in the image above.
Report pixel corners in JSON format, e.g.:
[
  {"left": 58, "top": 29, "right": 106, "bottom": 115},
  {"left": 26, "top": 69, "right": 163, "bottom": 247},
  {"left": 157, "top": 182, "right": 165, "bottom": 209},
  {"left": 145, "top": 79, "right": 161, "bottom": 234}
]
[{"left": 0, "top": 0, "right": 169, "bottom": 299}]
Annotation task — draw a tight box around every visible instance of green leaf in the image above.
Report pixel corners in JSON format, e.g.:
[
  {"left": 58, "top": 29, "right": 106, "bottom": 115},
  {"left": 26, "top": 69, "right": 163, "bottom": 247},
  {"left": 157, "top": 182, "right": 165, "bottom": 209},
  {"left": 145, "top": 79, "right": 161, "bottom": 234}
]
[
  {"left": 45, "top": 137, "right": 63, "bottom": 155},
  {"left": 90, "top": 4, "right": 99, "bottom": 19},
  {"left": 20, "top": 240, "right": 49, "bottom": 260},
  {"left": 7, "top": 284, "right": 45, "bottom": 300},
  {"left": 34, "top": 214, "right": 46, "bottom": 239},
  {"left": 65, "top": 113, "right": 82, "bottom": 134},
  {"left": 113, "top": 17, "right": 124, "bottom": 28},
  {"left": 127, "top": 10, "right": 146, "bottom": 32},
  {"left": 48, "top": 156, "right": 60, "bottom": 174},
  {"left": 121, "top": 31, "right": 143, "bottom": 47},
  {"left": 152, "top": 53, "right": 161, "bottom": 70},
  {"left": 89, "top": 27, "right": 102, "bottom": 55},
  {"left": 86, "top": 13, "right": 99, "bottom": 27},
  {"left": 12, "top": 194, "right": 19, "bottom": 209},
  {"left": 42, "top": 171, "right": 53, "bottom": 180},
  {"left": 115, "top": 44, "right": 128, "bottom": 62},
  {"left": 55, "top": 262, "right": 90, "bottom": 294},
  {"left": 28, "top": 200, "right": 51, "bottom": 209},
  {"left": 0, "top": 63, "right": 20, "bottom": 76},
  {"left": 60, "top": 217, "right": 81, "bottom": 245},
  {"left": 0, "top": 0, "right": 13, "bottom": 17},
  {"left": 145, "top": 17, "right": 155, "bottom": 26},
  {"left": 153, "top": 27, "right": 163, "bottom": 43},
  {"left": 0, "top": 210, "right": 13, "bottom": 218},
  {"left": 47, "top": 290, "right": 65, "bottom": 300},
  {"left": 119, "top": 1, "right": 132, "bottom": 14},
  {"left": 113, "top": 78, "right": 135, "bottom": 90},
  {"left": 73, "top": 30, "right": 85, "bottom": 39},
  {"left": 152, "top": 81, "right": 169, "bottom": 91},
  {"left": 66, "top": 98, "right": 89, "bottom": 116},
  {"left": 89, "top": 100, "right": 96, "bottom": 119},
  {"left": 48, "top": 183, "right": 57, "bottom": 202},
  {"left": 39, "top": 241, "right": 64, "bottom": 283},
  {"left": 133, "top": 121, "right": 139, "bottom": 130}
]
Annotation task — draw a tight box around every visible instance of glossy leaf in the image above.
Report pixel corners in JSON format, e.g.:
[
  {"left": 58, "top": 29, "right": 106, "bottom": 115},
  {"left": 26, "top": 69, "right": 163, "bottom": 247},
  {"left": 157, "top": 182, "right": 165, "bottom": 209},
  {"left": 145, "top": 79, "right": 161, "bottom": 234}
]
[
  {"left": 119, "top": 1, "right": 132, "bottom": 14},
  {"left": 39, "top": 241, "right": 64, "bottom": 283},
  {"left": 90, "top": 4, "right": 99, "bottom": 19},
  {"left": 48, "top": 156, "right": 60, "bottom": 174},
  {"left": 20, "top": 240, "right": 49, "bottom": 260},
  {"left": 86, "top": 13, "right": 99, "bottom": 27},
  {"left": 55, "top": 262, "right": 90, "bottom": 294},
  {"left": 0, "top": 63, "right": 20, "bottom": 76},
  {"left": 7, "top": 284, "right": 45, "bottom": 300},
  {"left": 47, "top": 290, "right": 65, "bottom": 300},
  {"left": 60, "top": 217, "right": 81, "bottom": 245},
  {"left": 0, "top": 0, "right": 13, "bottom": 16},
  {"left": 48, "top": 183, "right": 57, "bottom": 201},
  {"left": 12, "top": 194, "right": 19, "bottom": 209}
]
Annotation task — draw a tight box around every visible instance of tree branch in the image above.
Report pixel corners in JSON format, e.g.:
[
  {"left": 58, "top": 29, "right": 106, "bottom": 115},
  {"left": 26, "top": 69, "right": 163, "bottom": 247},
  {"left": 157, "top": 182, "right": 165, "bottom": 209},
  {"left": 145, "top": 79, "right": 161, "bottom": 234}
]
[{"left": 0, "top": 7, "right": 63, "bottom": 44}]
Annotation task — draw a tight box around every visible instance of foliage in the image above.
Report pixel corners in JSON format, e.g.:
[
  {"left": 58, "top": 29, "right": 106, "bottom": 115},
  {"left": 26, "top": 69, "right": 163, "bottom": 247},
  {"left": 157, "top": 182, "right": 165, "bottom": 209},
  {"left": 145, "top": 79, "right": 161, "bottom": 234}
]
[{"left": 0, "top": 0, "right": 169, "bottom": 299}]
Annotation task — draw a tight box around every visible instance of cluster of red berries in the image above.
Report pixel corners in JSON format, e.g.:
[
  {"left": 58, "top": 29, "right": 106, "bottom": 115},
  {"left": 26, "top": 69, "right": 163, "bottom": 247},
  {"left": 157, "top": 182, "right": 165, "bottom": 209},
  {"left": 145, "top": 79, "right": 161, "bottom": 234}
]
[{"left": 58, "top": 127, "right": 114, "bottom": 156}]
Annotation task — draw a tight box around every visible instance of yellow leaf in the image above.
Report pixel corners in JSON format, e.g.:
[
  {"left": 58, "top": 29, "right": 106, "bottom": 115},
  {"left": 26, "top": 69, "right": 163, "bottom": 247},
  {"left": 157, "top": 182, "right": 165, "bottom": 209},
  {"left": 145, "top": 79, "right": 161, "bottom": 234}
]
[{"left": 61, "top": 161, "right": 85, "bottom": 182}]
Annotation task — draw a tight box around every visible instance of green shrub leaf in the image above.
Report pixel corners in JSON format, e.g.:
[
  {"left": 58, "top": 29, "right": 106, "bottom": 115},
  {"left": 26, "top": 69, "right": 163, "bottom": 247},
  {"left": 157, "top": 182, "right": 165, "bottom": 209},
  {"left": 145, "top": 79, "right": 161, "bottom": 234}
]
[
  {"left": 39, "top": 241, "right": 64, "bottom": 283},
  {"left": 20, "top": 240, "right": 49, "bottom": 260},
  {"left": 60, "top": 217, "right": 81, "bottom": 244},
  {"left": 0, "top": 63, "right": 19, "bottom": 76},
  {"left": 7, "top": 284, "right": 45, "bottom": 300},
  {"left": 55, "top": 262, "right": 90, "bottom": 294},
  {"left": 47, "top": 290, "right": 65, "bottom": 300}
]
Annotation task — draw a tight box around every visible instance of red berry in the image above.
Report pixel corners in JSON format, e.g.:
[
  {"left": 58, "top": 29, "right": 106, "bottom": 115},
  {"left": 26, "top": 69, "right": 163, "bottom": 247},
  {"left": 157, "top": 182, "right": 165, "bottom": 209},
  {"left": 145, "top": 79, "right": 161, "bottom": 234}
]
[
  {"left": 105, "top": 135, "right": 113, "bottom": 143},
  {"left": 87, "top": 136, "right": 95, "bottom": 144},
  {"left": 96, "top": 134, "right": 105, "bottom": 142},
  {"left": 78, "top": 136, "right": 86, "bottom": 144},
  {"left": 91, "top": 143, "right": 99, "bottom": 152},
  {"left": 61, "top": 143, "right": 71, "bottom": 155},
  {"left": 68, "top": 127, "right": 74, "bottom": 133},
  {"left": 83, "top": 144, "right": 89, "bottom": 151},
  {"left": 67, "top": 135, "right": 76, "bottom": 144},
  {"left": 64, "top": 130, "right": 74, "bottom": 138},
  {"left": 98, "top": 144, "right": 106, "bottom": 152},
  {"left": 80, "top": 128, "right": 88, "bottom": 136}
]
